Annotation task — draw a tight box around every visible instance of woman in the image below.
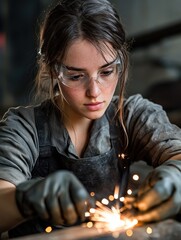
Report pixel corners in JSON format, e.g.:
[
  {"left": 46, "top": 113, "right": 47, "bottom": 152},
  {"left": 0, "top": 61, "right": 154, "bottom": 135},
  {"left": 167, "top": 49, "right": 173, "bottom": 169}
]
[{"left": 0, "top": 0, "right": 181, "bottom": 238}]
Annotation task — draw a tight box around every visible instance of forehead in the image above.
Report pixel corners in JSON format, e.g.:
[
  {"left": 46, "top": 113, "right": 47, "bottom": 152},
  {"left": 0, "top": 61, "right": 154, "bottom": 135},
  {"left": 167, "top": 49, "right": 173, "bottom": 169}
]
[{"left": 62, "top": 39, "right": 117, "bottom": 67}]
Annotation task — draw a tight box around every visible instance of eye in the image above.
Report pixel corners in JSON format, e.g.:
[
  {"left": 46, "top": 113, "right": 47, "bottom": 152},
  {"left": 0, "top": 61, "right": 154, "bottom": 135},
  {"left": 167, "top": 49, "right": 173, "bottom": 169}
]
[
  {"left": 100, "top": 68, "right": 114, "bottom": 77},
  {"left": 64, "top": 71, "right": 86, "bottom": 81}
]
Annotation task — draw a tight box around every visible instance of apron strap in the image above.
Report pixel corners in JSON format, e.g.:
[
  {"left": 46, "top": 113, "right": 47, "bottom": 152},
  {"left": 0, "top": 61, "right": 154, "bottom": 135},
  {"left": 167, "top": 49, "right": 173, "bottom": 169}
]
[{"left": 34, "top": 104, "right": 52, "bottom": 157}]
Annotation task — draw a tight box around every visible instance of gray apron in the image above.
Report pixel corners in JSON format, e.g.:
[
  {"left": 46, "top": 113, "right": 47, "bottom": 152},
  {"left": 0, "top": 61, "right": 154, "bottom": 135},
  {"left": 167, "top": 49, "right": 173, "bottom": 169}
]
[{"left": 9, "top": 101, "right": 130, "bottom": 238}]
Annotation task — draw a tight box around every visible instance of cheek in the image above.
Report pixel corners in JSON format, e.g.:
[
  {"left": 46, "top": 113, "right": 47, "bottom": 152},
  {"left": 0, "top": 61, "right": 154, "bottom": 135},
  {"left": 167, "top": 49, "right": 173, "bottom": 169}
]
[
  {"left": 61, "top": 86, "right": 83, "bottom": 103},
  {"left": 106, "top": 80, "right": 119, "bottom": 94}
]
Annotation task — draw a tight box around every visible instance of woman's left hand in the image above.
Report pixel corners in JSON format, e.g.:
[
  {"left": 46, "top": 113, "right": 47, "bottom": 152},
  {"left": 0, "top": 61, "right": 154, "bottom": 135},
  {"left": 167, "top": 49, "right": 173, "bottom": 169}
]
[{"left": 123, "top": 160, "right": 181, "bottom": 222}]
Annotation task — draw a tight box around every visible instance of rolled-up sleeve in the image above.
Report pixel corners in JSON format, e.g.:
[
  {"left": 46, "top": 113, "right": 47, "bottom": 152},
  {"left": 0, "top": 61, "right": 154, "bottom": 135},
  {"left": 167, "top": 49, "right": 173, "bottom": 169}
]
[
  {"left": 124, "top": 94, "right": 181, "bottom": 167},
  {"left": 0, "top": 106, "right": 39, "bottom": 185}
]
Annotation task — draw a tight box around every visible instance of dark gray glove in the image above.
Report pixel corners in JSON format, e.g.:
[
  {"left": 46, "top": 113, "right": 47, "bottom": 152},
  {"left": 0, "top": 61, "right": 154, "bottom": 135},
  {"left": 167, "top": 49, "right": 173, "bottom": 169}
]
[
  {"left": 16, "top": 170, "right": 93, "bottom": 225},
  {"left": 124, "top": 160, "right": 181, "bottom": 222}
]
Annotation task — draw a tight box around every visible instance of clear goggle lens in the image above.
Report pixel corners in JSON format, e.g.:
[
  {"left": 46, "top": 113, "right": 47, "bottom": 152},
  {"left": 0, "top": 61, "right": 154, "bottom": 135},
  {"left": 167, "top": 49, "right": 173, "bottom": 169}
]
[{"left": 55, "top": 59, "right": 122, "bottom": 88}]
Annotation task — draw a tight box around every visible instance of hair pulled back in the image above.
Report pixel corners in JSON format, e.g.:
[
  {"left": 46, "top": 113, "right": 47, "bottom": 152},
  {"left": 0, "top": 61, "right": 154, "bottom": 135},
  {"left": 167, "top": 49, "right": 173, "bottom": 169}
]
[{"left": 36, "top": 0, "right": 129, "bottom": 146}]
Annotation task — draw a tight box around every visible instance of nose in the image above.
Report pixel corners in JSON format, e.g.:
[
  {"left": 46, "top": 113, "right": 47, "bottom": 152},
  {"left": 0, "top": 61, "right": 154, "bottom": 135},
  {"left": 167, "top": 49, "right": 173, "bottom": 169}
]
[{"left": 86, "top": 77, "right": 101, "bottom": 98}]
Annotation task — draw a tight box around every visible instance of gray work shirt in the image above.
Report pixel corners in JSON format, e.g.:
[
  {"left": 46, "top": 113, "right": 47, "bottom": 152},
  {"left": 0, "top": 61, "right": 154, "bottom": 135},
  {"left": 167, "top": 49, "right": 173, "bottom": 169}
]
[{"left": 0, "top": 94, "right": 181, "bottom": 185}]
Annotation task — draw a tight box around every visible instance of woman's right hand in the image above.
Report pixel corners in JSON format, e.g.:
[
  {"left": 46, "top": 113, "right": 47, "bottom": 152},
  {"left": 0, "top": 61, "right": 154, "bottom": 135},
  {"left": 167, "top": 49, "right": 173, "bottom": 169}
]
[{"left": 16, "top": 170, "right": 93, "bottom": 226}]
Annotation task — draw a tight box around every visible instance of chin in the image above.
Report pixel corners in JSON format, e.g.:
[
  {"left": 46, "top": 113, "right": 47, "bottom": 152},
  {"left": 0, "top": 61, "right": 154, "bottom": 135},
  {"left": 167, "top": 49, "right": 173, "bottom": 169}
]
[{"left": 85, "top": 111, "right": 105, "bottom": 120}]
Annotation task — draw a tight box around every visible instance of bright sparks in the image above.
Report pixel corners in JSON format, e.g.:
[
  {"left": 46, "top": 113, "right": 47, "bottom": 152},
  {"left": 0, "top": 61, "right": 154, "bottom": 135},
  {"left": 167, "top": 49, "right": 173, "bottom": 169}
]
[
  {"left": 85, "top": 185, "right": 138, "bottom": 233},
  {"left": 146, "top": 227, "right": 153, "bottom": 234},
  {"left": 87, "top": 200, "right": 138, "bottom": 231},
  {"left": 45, "top": 226, "right": 52, "bottom": 233},
  {"left": 84, "top": 152, "right": 138, "bottom": 234},
  {"left": 133, "top": 174, "right": 139, "bottom": 181},
  {"left": 127, "top": 189, "right": 132, "bottom": 195}
]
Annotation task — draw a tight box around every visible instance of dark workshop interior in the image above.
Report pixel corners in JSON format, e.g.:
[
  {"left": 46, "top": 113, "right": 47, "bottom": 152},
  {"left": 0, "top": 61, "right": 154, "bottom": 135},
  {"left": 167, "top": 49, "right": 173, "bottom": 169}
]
[
  {"left": 0, "top": 0, "right": 181, "bottom": 124},
  {"left": 0, "top": 1, "right": 181, "bottom": 239}
]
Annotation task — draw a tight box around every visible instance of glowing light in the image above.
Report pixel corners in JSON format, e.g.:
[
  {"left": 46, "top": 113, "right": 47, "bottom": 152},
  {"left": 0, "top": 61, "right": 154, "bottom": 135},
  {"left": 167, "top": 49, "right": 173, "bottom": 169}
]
[
  {"left": 90, "top": 192, "right": 95, "bottom": 197},
  {"left": 85, "top": 211, "right": 90, "bottom": 217},
  {"left": 118, "top": 153, "right": 126, "bottom": 159},
  {"left": 45, "top": 226, "right": 52, "bottom": 233},
  {"left": 114, "top": 185, "right": 119, "bottom": 199},
  {"left": 133, "top": 174, "right": 139, "bottom": 181},
  {"left": 87, "top": 221, "right": 94, "bottom": 228},
  {"left": 89, "top": 208, "right": 96, "bottom": 214},
  {"left": 126, "top": 229, "right": 133, "bottom": 237},
  {"left": 102, "top": 198, "right": 109, "bottom": 205},
  {"left": 87, "top": 192, "right": 138, "bottom": 232},
  {"left": 146, "top": 227, "right": 153, "bottom": 234},
  {"left": 85, "top": 169, "right": 137, "bottom": 234},
  {"left": 127, "top": 189, "right": 132, "bottom": 195},
  {"left": 109, "top": 195, "right": 114, "bottom": 201}
]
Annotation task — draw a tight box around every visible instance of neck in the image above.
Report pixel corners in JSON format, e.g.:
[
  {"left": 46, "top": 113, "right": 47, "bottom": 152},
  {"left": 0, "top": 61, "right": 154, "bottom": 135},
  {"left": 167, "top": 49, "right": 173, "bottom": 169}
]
[
  {"left": 57, "top": 98, "right": 93, "bottom": 157},
  {"left": 65, "top": 118, "right": 93, "bottom": 157}
]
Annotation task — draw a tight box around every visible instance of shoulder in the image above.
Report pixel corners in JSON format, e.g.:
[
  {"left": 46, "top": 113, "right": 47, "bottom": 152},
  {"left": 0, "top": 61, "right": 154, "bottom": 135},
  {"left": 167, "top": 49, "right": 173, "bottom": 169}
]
[
  {"left": 0, "top": 100, "right": 54, "bottom": 185},
  {"left": 1, "top": 105, "right": 36, "bottom": 130},
  {"left": 123, "top": 95, "right": 181, "bottom": 165},
  {"left": 123, "top": 94, "right": 165, "bottom": 121},
  {"left": 110, "top": 94, "right": 161, "bottom": 109},
  {"left": 123, "top": 94, "right": 162, "bottom": 111},
  {"left": 109, "top": 94, "right": 163, "bottom": 119},
  {"left": 1, "top": 100, "right": 53, "bottom": 125}
]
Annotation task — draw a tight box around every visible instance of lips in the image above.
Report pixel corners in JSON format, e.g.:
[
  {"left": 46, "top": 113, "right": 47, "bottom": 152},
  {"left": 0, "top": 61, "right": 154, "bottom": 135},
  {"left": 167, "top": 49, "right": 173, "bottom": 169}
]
[{"left": 84, "top": 102, "right": 104, "bottom": 111}]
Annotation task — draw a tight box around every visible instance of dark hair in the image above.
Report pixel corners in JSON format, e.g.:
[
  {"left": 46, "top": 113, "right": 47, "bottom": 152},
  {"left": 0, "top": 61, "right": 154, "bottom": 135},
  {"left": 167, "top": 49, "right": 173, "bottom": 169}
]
[{"left": 36, "top": 0, "right": 129, "bottom": 145}]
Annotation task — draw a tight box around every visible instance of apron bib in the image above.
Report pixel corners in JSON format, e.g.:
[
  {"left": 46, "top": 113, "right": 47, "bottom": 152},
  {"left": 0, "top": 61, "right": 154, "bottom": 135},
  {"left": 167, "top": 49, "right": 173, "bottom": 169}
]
[{"left": 9, "top": 101, "right": 130, "bottom": 238}]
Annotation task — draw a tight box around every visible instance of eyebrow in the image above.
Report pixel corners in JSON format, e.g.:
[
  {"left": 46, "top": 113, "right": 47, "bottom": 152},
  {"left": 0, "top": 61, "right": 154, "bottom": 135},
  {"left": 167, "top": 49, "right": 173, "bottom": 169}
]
[{"left": 63, "top": 58, "right": 117, "bottom": 71}]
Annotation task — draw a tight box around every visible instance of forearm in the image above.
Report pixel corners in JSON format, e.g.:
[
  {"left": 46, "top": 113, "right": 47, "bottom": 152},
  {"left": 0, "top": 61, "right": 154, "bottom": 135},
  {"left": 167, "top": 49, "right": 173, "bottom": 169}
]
[{"left": 0, "top": 180, "right": 24, "bottom": 233}]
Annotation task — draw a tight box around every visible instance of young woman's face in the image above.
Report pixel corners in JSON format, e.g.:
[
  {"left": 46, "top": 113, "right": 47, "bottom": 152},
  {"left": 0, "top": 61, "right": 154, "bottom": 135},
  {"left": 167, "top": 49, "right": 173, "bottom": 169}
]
[{"left": 57, "top": 39, "right": 119, "bottom": 121}]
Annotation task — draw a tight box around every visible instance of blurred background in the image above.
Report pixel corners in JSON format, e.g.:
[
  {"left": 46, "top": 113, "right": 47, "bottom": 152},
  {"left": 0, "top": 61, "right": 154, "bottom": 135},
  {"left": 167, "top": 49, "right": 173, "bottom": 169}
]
[
  {"left": 0, "top": 0, "right": 181, "bottom": 125},
  {"left": 0, "top": 0, "right": 51, "bottom": 115}
]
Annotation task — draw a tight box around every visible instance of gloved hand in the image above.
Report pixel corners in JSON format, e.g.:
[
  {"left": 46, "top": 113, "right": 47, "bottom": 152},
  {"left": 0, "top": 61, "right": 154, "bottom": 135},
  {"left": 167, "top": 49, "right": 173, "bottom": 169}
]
[
  {"left": 16, "top": 170, "right": 94, "bottom": 226},
  {"left": 123, "top": 160, "right": 181, "bottom": 223}
]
